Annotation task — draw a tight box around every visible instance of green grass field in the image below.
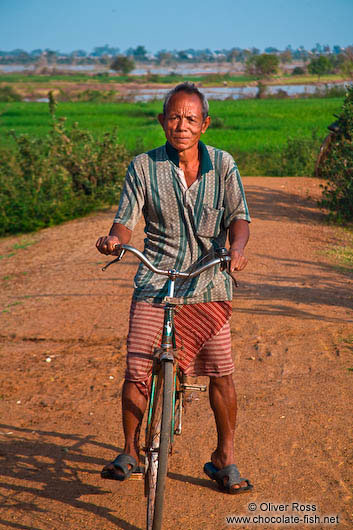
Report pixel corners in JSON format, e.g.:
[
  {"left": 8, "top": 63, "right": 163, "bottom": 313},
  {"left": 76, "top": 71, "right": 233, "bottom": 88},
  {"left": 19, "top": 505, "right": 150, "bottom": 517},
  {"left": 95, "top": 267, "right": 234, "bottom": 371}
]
[{"left": 0, "top": 98, "right": 343, "bottom": 158}]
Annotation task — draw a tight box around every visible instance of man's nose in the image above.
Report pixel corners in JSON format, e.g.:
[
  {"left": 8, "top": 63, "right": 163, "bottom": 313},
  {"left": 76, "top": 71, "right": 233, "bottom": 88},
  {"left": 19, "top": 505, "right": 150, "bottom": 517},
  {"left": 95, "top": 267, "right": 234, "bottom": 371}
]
[{"left": 176, "top": 117, "right": 187, "bottom": 130}]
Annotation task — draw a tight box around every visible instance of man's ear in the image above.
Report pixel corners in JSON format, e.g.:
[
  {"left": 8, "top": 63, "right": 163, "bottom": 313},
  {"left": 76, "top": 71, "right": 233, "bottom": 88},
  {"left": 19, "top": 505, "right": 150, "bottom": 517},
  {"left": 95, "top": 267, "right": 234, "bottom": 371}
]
[
  {"left": 201, "top": 115, "right": 211, "bottom": 134},
  {"left": 158, "top": 113, "right": 165, "bottom": 127}
]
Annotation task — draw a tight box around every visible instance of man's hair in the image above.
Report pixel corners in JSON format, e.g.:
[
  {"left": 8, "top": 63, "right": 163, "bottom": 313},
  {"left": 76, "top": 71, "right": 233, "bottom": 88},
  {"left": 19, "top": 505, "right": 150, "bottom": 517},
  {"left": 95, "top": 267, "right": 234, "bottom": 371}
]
[{"left": 163, "top": 82, "right": 209, "bottom": 120}]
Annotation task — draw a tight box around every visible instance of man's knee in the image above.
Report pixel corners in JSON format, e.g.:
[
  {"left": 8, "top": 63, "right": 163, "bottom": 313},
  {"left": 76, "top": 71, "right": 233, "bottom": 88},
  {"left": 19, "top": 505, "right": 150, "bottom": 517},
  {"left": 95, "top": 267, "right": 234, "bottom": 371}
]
[
  {"left": 209, "top": 374, "right": 234, "bottom": 388},
  {"left": 124, "top": 378, "right": 150, "bottom": 399}
]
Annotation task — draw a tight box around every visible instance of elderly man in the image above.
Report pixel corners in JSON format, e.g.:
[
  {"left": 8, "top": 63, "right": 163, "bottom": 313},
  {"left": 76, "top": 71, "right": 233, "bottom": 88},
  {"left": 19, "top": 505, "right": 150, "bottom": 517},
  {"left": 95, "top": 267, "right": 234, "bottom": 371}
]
[{"left": 96, "top": 82, "right": 252, "bottom": 493}]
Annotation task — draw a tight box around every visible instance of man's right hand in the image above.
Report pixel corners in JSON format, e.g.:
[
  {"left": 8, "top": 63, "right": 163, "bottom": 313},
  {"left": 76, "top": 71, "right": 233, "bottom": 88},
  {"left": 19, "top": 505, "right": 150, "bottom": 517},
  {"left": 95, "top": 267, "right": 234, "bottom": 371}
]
[{"left": 96, "top": 235, "right": 120, "bottom": 255}]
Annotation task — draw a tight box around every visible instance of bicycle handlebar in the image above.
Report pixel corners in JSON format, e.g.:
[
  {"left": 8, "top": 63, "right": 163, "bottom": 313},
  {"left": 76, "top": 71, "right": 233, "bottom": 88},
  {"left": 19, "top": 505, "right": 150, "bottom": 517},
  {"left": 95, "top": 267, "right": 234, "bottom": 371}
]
[{"left": 102, "top": 244, "right": 231, "bottom": 279}]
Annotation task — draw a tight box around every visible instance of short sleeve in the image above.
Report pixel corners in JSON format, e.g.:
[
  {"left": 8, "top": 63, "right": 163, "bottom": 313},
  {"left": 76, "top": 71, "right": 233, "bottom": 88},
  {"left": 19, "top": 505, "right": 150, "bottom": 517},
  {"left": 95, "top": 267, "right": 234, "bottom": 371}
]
[
  {"left": 223, "top": 156, "right": 251, "bottom": 228},
  {"left": 114, "top": 160, "right": 145, "bottom": 231}
]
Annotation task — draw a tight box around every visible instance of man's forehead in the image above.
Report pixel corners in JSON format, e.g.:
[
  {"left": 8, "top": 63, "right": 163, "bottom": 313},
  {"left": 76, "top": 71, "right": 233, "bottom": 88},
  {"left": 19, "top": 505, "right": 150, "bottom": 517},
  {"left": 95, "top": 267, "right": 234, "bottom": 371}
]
[{"left": 166, "top": 92, "right": 203, "bottom": 114}]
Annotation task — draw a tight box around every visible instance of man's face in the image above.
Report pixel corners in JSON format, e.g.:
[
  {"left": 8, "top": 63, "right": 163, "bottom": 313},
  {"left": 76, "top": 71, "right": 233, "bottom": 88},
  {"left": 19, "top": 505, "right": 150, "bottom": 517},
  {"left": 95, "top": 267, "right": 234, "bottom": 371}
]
[{"left": 158, "top": 91, "right": 210, "bottom": 152}]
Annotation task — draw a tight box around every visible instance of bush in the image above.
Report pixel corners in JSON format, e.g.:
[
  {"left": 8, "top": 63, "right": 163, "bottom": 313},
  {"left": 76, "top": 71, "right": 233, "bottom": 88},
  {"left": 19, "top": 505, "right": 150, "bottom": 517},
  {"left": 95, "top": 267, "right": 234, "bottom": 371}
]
[
  {"left": 111, "top": 55, "right": 135, "bottom": 74},
  {"left": 0, "top": 99, "right": 130, "bottom": 235},
  {"left": 76, "top": 89, "right": 116, "bottom": 102},
  {"left": 208, "top": 116, "right": 226, "bottom": 129},
  {"left": 308, "top": 56, "right": 334, "bottom": 78},
  {"left": 318, "top": 85, "right": 353, "bottom": 223},
  {"left": 278, "top": 133, "right": 321, "bottom": 175},
  {"left": 291, "top": 66, "right": 306, "bottom": 76},
  {"left": 312, "top": 84, "right": 347, "bottom": 99},
  {"left": 0, "top": 85, "right": 22, "bottom": 102}
]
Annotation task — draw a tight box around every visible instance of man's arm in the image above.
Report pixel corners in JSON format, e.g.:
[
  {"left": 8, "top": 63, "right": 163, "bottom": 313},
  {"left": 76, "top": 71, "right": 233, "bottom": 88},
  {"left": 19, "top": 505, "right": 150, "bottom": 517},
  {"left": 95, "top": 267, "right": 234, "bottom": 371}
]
[
  {"left": 228, "top": 219, "right": 250, "bottom": 272},
  {"left": 96, "top": 223, "right": 132, "bottom": 255}
]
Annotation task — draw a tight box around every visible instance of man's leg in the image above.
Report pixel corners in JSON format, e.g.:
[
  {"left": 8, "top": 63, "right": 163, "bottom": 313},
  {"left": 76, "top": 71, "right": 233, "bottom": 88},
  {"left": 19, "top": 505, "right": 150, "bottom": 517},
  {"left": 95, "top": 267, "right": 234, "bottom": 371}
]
[
  {"left": 122, "top": 380, "right": 148, "bottom": 462},
  {"left": 209, "top": 374, "right": 248, "bottom": 490},
  {"left": 102, "top": 379, "right": 147, "bottom": 477}
]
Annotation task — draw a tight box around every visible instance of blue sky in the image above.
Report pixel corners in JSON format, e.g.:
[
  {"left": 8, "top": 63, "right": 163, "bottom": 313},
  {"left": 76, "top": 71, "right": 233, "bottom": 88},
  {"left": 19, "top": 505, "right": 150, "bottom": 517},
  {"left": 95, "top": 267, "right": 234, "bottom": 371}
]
[{"left": 2, "top": 0, "right": 353, "bottom": 53}]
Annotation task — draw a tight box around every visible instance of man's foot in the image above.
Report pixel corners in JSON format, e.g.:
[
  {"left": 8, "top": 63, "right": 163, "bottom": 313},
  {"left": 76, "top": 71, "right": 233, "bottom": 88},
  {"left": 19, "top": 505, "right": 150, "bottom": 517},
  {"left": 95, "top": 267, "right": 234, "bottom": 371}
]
[
  {"left": 101, "top": 453, "right": 142, "bottom": 481},
  {"left": 207, "top": 450, "right": 252, "bottom": 493}
]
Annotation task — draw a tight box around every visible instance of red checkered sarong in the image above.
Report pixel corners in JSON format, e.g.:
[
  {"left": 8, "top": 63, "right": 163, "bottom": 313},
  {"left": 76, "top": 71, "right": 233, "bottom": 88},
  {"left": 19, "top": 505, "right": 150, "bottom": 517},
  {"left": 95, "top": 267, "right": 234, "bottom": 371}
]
[{"left": 125, "top": 299, "right": 233, "bottom": 382}]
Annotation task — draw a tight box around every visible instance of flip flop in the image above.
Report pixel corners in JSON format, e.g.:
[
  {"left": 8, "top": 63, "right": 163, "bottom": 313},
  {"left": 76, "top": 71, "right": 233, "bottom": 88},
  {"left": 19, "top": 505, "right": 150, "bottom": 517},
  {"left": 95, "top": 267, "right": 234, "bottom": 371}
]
[
  {"left": 101, "top": 454, "right": 143, "bottom": 482},
  {"left": 204, "top": 461, "right": 253, "bottom": 494}
]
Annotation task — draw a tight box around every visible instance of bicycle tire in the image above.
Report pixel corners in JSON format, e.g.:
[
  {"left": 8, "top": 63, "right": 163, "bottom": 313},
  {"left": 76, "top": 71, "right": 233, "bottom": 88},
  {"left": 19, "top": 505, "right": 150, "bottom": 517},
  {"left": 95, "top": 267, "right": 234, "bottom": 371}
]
[
  {"left": 145, "top": 368, "right": 163, "bottom": 529},
  {"left": 145, "top": 360, "right": 174, "bottom": 530}
]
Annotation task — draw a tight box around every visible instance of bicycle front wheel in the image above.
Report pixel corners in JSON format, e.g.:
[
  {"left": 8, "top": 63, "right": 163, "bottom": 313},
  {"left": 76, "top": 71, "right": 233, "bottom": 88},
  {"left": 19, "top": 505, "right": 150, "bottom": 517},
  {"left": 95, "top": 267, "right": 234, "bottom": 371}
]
[{"left": 145, "top": 359, "right": 174, "bottom": 530}]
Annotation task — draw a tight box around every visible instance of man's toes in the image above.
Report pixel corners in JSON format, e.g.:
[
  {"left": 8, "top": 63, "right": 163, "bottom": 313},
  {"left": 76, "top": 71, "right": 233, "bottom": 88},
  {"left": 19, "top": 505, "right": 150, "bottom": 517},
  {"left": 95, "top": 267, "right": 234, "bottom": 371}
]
[{"left": 228, "top": 479, "right": 249, "bottom": 491}]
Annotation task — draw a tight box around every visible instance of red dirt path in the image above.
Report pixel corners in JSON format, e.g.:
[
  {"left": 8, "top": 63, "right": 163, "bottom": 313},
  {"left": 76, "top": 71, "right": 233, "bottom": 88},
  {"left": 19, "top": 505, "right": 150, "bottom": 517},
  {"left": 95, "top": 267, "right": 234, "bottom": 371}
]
[{"left": 0, "top": 177, "right": 352, "bottom": 530}]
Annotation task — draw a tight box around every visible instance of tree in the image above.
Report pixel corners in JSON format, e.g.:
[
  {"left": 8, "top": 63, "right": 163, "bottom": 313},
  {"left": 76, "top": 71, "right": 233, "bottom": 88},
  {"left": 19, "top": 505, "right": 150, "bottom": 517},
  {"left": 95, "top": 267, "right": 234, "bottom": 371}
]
[
  {"left": 246, "top": 54, "right": 280, "bottom": 98},
  {"left": 111, "top": 55, "right": 135, "bottom": 74},
  {"left": 307, "top": 56, "right": 333, "bottom": 79},
  {"left": 126, "top": 45, "right": 148, "bottom": 61},
  {"left": 155, "top": 50, "right": 175, "bottom": 66},
  {"left": 92, "top": 45, "right": 120, "bottom": 57},
  {"left": 339, "top": 46, "right": 353, "bottom": 78},
  {"left": 264, "top": 47, "right": 279, "bottom": 54},
  {"left": 246, "top": 54, "right": 279, "bottom": 79},
  {"left": 44, "top": 49, "right": 58, "bottom": 65},
  {"left": 318, "top": 85, "right": 353, "bottom": 222},
  {"left": 280, "top": 50, "right": 292, "bottom": 64}
]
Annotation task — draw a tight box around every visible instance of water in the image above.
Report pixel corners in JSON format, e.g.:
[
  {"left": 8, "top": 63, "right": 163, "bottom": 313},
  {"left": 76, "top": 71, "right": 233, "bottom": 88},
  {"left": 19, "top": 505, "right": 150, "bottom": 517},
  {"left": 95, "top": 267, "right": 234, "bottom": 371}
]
[
  {"left": 0, "top": 63, "right": 244, "bottom": 75},
  {"left": 132, "top": 83, "right": 346, "bottom": 101},
  {"left": 1, "top": 63, "right": 347, "bottom": 101}
]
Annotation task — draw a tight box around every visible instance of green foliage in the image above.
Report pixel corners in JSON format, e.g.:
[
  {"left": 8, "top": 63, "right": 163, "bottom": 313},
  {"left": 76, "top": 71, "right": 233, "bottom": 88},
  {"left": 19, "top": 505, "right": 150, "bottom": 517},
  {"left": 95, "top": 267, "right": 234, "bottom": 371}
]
[
  {"left": 339, "top": 46, "right": 353, "bottom": 78},
  {"left": 312, "top": 84, "right": 347, "bottom": 98},
  {"left": 233, "top": 134, "right": 321, "bottom": 176},
  {"left": 308, "top": 56, "right": 334, "bottom": 78},
  {"left": 111, "top": 55, "right": 135, "bottom": 74},
  {"left": 208, "top": 116, "right": 226, "bottom": 129},
  {"left": 0, "top": 85, "right": 22, "bottom": 102},
  {"left": 0, "top": 99, "right": 130, "bottom": 236},
  {"left": 277, "top": 133, "right": 321, "bottom": 175},
  {"left": 318, "top": 85, "right": 353, "bottom": 223},
  {"left": 291, "top": 66, "right": 306, "bottom": 76},
  {"left": 76, "top": 89, "right": 116, "bottom": 102},
  {"left": 245, "top": 54, "right": 280, "bottom": 79}
]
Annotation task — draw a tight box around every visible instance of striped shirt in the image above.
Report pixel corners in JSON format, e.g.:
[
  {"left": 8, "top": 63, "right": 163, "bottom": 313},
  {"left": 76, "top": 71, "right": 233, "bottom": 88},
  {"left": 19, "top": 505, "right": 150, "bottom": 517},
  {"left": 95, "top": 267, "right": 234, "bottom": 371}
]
[{"left": 114, "top": 141, "right": 250, "bottom": 304}]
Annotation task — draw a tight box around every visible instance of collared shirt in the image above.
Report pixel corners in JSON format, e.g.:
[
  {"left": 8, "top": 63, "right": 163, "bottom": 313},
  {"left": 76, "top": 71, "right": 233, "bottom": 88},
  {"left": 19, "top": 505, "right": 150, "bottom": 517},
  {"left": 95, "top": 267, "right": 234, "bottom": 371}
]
[{"left": 114, "top": 142, "right": 251, "bottom": 304}]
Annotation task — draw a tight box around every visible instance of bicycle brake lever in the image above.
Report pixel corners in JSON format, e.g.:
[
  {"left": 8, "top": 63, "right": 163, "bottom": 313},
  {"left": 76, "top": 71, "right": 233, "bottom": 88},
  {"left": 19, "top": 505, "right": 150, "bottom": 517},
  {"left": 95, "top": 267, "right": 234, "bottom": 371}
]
[{"left": 102, "top": 247, "right": 126, "bottom": 271}]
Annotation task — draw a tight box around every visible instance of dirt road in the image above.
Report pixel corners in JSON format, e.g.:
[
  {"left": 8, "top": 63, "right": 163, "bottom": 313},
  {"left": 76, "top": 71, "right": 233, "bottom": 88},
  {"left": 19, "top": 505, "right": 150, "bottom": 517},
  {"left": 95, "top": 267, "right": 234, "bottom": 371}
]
[{"left": 0, "top": 177, "right": 352, "bottom": 530}]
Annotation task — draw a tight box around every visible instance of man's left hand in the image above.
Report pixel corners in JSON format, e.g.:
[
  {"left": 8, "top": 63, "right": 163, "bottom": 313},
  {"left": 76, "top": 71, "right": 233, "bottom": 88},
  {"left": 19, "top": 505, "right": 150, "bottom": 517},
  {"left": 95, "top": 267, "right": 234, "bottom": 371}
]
[{"left": 229, "top": 248, "right": 248, "bottom": 272}]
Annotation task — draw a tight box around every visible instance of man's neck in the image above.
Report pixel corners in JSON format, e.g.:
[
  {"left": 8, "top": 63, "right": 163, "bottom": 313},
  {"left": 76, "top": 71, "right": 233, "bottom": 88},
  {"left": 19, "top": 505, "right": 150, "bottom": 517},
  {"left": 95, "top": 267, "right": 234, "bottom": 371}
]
[{"left": 178, "top": 143, "right": 200, "bottom": 169}]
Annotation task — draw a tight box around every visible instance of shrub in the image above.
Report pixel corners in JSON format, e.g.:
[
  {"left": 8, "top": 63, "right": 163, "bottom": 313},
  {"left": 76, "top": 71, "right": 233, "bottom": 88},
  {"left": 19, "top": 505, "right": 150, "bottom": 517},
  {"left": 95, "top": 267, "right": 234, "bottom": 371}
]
[
  {"left": 312, "top": 84, "right": 347, "bottom": 99},
  {"left": 232, "top": 134, "right": 321, "bottom": 177},
  {"left": 308, "top": 56, "right": 334, "bottom": 79},
  {"left": 0, "top": 85, "right": 22, "bottom": 102},
  {"left": 291, "top": 66, "right": 306, "bottom": 76},
  {"left": 278, "top": 133, "right": 321, "bottom": 176},
  {"left": 76, "top": 89, "right": 116, "bottom": 102},
  {"left": 208, "top": 116, "right": 226, "bottom": 129},
  {"left": 318, "top": 85, "right": 353, "bottom": 223},
  {"left": 0, "top": 98, "right": 130, "bottom": 235},
  {"left": 111, "top": 55, "right": 135, "bottom": 75}
]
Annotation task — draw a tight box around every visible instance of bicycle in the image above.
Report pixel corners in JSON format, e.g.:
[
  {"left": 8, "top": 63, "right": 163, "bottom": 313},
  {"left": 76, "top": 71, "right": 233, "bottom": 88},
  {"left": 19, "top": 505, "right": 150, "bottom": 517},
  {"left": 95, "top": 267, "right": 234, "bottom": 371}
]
[{"left": 102, "top": 244, "right": 231, "bottom": 530}]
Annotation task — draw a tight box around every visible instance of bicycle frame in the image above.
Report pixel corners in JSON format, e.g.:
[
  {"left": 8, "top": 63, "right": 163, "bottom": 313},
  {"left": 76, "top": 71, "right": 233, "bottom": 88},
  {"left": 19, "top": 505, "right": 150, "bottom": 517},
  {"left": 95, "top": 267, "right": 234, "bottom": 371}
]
[{"left": 146, "top": 275, "right": 178, "bottom": 448}]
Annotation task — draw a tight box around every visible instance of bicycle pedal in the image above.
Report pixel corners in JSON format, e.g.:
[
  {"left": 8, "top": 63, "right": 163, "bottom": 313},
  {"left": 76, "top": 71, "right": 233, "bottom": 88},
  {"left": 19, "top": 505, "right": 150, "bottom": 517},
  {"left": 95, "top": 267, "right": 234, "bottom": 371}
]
[
  {"left": 130, "top": 471, "right": 144, "bottom": 481},
  {"left": 182, "top": 384, "right": 207, "bottom": 392}
]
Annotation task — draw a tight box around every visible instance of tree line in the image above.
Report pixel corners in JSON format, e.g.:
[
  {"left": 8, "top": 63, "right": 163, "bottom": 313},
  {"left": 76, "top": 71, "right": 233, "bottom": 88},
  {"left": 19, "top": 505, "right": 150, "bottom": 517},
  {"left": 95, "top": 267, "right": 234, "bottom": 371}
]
[{"left": 0, "top": 43, "right": 351, "bottom": 65}]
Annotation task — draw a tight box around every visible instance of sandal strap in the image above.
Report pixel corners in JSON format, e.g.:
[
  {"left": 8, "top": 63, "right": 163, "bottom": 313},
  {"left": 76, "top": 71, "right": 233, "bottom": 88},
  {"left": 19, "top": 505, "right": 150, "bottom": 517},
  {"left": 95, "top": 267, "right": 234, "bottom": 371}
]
[
  {"left": 214, "top": 464, "right": 241, "bottom": 486},
  {"left": 112, "top": 454, "right": 137, "bottom": 474}
]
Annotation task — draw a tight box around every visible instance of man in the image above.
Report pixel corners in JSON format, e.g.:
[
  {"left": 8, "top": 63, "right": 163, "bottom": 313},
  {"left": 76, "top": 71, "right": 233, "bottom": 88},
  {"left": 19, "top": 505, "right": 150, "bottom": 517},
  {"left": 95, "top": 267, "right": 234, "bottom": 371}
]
[{"left": 96, "top": 82, "right": 252, "bottom": 493}]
